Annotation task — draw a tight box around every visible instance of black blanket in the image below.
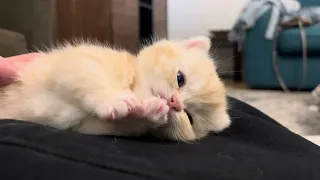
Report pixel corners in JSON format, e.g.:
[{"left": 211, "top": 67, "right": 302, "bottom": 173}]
[{"left": 0, "top": 97, "right": 319, "bottom": 180}]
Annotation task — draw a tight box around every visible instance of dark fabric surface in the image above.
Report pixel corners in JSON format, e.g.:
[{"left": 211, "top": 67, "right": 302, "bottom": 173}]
[{"left": 0, "top": 96, "right": 319, "bottom": 180}]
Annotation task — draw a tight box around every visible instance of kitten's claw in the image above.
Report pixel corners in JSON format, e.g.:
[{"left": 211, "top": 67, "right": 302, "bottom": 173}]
[
  {"left": 107, "top": 110, "right": 115, "bottom": 120},
  {"left": 124, "top": 98, "right": 145, "bottom": 119}
]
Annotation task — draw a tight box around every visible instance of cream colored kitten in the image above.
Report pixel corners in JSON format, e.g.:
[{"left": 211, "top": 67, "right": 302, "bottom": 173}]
[
  {"left": 0, "top": 36, "right": 230, "bottom": 142},
  {"left": 135, "top": 36, "right": 231, "bottom": 141}
]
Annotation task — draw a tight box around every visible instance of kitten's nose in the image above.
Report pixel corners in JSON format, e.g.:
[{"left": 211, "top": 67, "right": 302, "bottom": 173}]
[{"left": 168, "top": 94, "right": 182, "bottom": 112}]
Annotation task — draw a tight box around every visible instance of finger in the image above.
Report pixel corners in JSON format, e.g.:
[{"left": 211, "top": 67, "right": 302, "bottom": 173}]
[
  {"left": 0, "top": 62, "right": 16, "bottom": 77},
  {"left": 0, "top": 53, "right": 41, "bottom": 78},
  {"left": 3, "top": 53, "right": 41, "bottom": 63}
]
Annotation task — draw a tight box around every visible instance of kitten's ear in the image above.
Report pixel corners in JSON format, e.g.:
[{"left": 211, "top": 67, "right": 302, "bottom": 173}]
[{"left": 181, "top": 36, "right": 211, "bottom": 52}]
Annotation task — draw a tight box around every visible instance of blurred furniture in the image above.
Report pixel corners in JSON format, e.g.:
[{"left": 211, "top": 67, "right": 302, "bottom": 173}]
[
  {"left": 53, "top": 0, "right": 167, "bottom": 53},
  {"left": 0, "top": 0, "right": 53, "bottom": 55},
  {"left": 0, "top": 28, "right": 27, "bottom": 57},
  {"left": 209, "top": 30, "right": 243, "bottom": 81},
  {"left": 243, "top": 0, "right": 320, "bottom": 89},
  {"left": 0, "top": 0, "right": 167, "bottom": 56}
]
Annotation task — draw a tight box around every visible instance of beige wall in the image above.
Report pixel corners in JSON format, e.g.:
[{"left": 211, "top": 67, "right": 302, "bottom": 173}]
[{"left": 167, "top": 0, "right": 249, "bottom": 39}]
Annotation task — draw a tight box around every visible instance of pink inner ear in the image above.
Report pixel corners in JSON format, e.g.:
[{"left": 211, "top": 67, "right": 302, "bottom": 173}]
[{"left": 185, "top": 41, "right": 205, "bottom": 50}]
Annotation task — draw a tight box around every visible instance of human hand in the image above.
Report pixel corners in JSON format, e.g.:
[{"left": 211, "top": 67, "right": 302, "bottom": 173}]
[{"left": 0, "top": 53, "right": 40, "bottom": 87}]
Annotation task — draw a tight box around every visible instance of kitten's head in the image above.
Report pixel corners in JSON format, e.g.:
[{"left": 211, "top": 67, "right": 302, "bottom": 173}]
[{"left": 136, "top": 36, "right": 231, "bottom": 141}]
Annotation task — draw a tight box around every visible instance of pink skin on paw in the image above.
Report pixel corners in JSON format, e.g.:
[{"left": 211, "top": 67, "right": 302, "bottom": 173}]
[
  {"left": 95, "top": 92, "right": 138, "bottom": 121},
  {"left": 0, "top": 53, "right": 41, "bottom": 87},
  {"left": 123, "top": 98, "right": 145, "bottom": 119},
  {"left": 141, "top": 96, "right": 169, "bottom": 125},
  {"left": 107, "top": 96, "right": 138, "bottom": 120},
  {"left": 98, "top": 93, "right": 169, "bottom": 126}
]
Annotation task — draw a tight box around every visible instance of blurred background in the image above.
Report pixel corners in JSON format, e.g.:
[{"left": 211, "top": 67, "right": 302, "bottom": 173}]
[{"left": 1, "top": 0, "right": 320, "bottom": 140}]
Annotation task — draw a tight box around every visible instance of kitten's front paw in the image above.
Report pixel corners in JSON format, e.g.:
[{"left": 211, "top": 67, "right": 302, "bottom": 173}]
[
  {"left": 96, "top": 92, "right": 143, "bottom": 121},
  {"left": 142, "top": 96, "right": 170, "bottom": 126}
]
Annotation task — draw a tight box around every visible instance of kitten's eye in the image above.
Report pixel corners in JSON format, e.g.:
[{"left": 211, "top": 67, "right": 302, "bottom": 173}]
[
  {"left": 177, "top": 70, "right": 185, "bottom": 88},
  {"left": 184, "top": 109, "right": 193, "bottom": 125}
]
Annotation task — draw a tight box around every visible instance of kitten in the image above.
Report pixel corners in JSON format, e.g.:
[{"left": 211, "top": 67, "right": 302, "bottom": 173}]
[
  {"left": 135, "top": 36, "right": 231, "bottom": 141},
  {"left": 0, "top": 36, "right": 231, "bottom": 142}
]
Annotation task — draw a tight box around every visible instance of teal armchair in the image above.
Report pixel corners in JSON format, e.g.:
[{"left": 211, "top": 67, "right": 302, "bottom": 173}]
[{"left": 243, "top": 0, "right": 320, "bottom": 90}]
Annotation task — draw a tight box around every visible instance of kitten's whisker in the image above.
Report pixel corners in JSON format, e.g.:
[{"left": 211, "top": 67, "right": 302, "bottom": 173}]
[
  {"left": 229, "top": 116, "right": 243, "bottom": 119},
  {"left": 218, "top": 71, "right": 243, "bottom": 73},
  {"left": 229, "top": 117, "right": 242, "bottom": 119},
  {"left": 211, "top": 40, "right": 224, "bottom": 54},
  {"left": 224, "top": 129, "right": 233, "bottom": 136},
  {"left": 223, "top": 55, "right": 239, "bottom": 62},
  {"left": 214, "top": 55, "right": 239, "bottom": 66}
]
